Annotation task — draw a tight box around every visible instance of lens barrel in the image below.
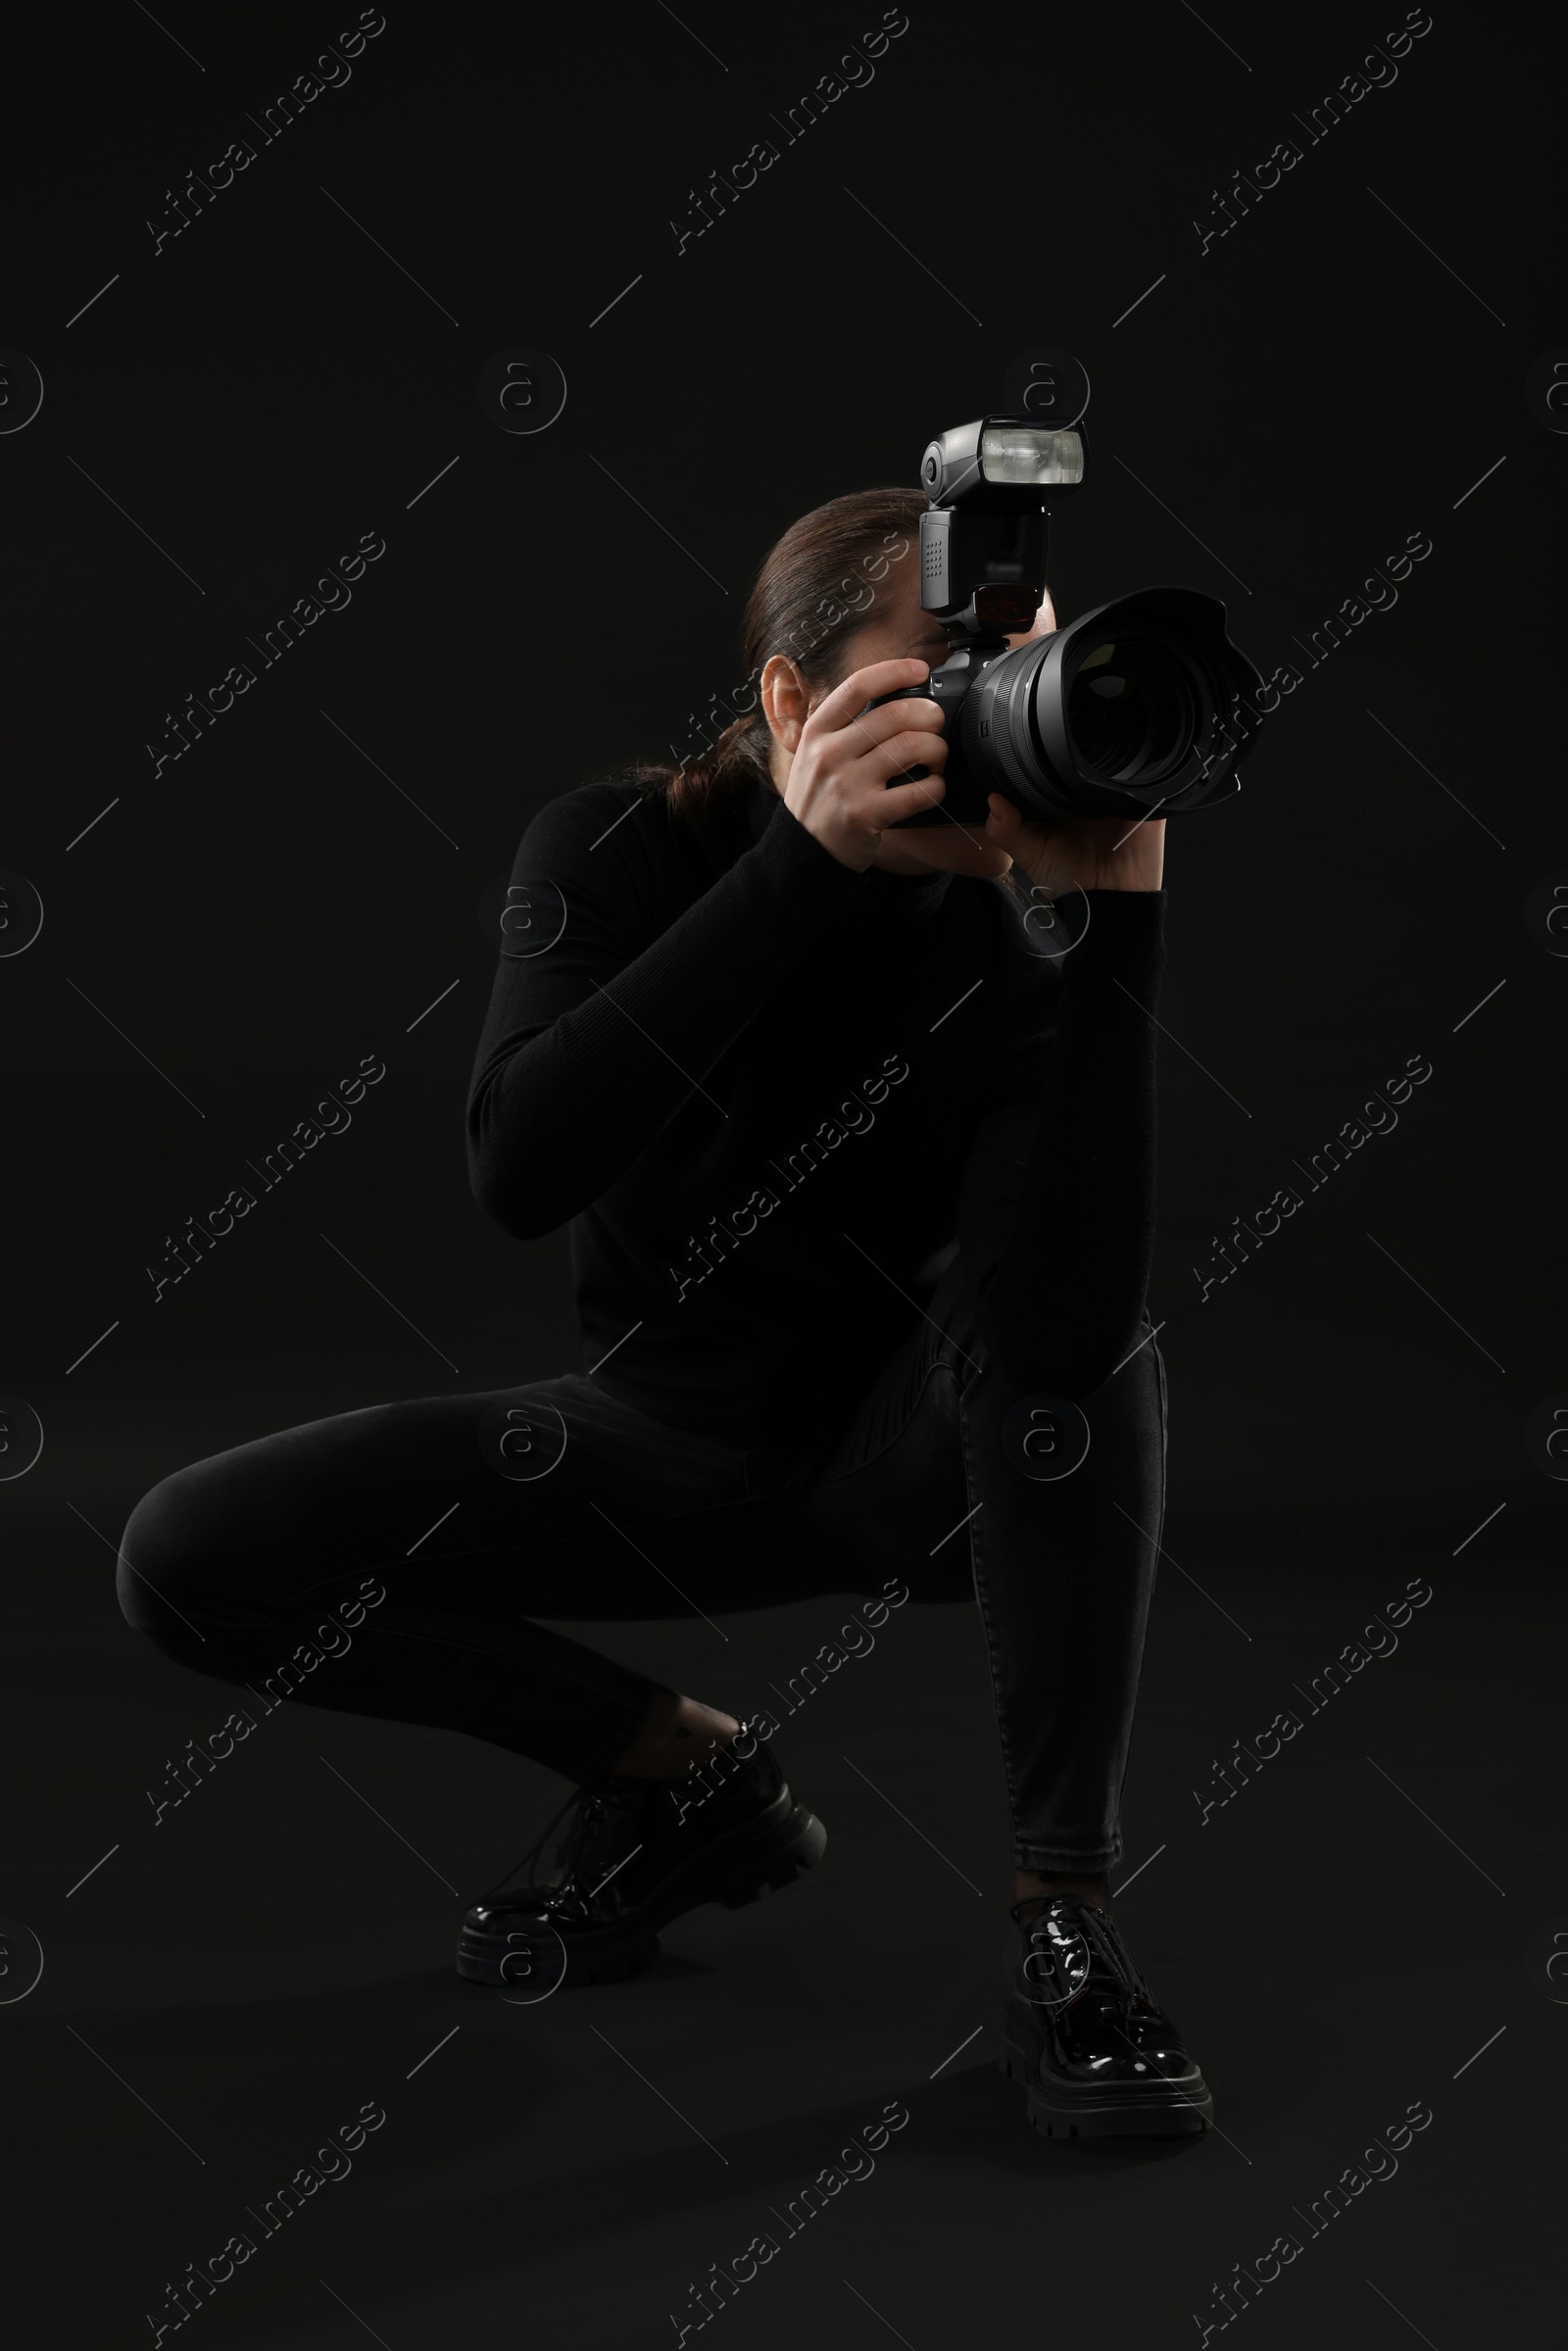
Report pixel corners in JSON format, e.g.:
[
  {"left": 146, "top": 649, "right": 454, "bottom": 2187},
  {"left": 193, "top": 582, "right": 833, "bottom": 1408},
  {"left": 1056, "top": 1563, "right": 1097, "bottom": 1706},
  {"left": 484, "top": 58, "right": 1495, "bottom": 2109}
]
[{"left": 887, "top": 587, "right": 1265, "bottom": 829}]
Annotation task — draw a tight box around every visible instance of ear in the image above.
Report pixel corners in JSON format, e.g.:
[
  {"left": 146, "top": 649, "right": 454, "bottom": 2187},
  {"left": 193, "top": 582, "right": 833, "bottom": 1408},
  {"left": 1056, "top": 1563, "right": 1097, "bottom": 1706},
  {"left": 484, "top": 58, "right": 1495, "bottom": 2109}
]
[{"left": 760, "top": 654, "right": 811, "bottom": 753}]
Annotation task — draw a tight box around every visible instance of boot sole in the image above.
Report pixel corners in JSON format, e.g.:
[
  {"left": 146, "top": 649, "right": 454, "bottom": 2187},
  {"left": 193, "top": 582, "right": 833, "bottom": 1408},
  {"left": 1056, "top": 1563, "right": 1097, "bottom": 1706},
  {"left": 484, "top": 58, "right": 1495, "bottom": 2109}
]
[
  {"left": 456, "top": 1786, "right": 827, "bottom": 1990},
  {"left": 999, "top": 1998, "right": 1213, "bottom": 2139}
]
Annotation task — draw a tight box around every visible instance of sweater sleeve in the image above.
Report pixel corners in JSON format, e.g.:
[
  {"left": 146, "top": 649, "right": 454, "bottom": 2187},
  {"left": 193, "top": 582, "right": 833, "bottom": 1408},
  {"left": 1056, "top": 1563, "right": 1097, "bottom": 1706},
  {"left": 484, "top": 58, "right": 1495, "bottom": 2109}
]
[
  {"left": 466, "top": 783, "right": 869, "bottom": 1238},
  {"left": 956, "top": 888, "right": 1167, "bottom": 1398}
]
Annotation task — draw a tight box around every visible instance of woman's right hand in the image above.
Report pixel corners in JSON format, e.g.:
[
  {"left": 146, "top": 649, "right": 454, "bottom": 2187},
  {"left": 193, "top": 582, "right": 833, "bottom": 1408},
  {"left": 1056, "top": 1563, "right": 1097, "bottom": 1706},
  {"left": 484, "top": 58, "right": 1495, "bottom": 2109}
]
[{"left": 781, "top": 659, "right": 949, "bottom": 871}]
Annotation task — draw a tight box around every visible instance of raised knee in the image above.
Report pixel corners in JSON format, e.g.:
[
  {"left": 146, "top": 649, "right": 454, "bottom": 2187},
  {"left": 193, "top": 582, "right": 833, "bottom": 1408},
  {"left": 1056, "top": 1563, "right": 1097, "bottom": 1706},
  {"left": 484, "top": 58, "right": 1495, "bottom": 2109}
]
[{"left": 117, "top": 1466, "right": 225, "bottom": 1669}]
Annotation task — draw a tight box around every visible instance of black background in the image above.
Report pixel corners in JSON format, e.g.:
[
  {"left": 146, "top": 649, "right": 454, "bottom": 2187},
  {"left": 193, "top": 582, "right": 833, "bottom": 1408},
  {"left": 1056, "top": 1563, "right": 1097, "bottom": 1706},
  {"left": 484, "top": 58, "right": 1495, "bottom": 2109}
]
[{"left": 3, "top": 2, "right": 1563, "bottom": 2345}]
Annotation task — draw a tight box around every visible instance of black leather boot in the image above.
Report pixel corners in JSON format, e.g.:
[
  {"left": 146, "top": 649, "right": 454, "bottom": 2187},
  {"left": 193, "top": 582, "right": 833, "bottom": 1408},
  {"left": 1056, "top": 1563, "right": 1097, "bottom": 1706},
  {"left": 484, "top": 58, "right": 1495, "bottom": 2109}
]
[
  {"left": 999, "top": 1891, "right": 1214, "bottom": 2137},
  {"left": 456, "top": 1717, "right": 826, "bottom": 1992}
]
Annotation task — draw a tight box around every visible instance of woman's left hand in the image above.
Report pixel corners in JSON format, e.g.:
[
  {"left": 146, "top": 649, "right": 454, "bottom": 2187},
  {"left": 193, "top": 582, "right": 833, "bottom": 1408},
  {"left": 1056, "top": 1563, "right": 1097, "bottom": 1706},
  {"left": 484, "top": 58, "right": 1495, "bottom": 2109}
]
[{"left": 983, "top": 794, "right": 1166, "bottom": 895}]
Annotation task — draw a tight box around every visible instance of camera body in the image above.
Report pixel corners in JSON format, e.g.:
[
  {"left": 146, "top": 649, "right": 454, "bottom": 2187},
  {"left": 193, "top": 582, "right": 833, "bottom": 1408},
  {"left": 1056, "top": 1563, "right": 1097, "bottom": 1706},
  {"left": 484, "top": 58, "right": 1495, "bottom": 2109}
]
[{"left": 872, "top": 414, "right": 1266, "bottom": 829}]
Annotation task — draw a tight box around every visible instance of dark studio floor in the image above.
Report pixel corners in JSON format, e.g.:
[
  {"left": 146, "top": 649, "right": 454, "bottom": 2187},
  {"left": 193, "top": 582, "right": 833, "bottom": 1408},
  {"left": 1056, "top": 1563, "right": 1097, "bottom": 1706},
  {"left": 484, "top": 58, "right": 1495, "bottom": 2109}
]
[{"left": 6, "top": 1440, "right": 1559, "bottom": 2351}]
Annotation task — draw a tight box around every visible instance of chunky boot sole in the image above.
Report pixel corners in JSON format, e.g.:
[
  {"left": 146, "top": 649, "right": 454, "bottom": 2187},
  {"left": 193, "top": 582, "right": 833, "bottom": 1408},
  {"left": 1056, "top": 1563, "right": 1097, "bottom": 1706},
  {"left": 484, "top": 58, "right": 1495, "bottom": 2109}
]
[
  {"left": 457, "top": 1784, "right": 827, "bottom": 1991},
  {"left": 999, "top": 1996, "right": 1213, "bottom": 2139}
]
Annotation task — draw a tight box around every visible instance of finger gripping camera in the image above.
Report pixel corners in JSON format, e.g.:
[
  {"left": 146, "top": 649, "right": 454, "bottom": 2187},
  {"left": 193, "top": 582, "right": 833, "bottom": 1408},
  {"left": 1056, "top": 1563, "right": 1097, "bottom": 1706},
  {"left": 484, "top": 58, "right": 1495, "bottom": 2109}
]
[{"left": 872, "top": 413, "right": 1266, "bottom": 827}]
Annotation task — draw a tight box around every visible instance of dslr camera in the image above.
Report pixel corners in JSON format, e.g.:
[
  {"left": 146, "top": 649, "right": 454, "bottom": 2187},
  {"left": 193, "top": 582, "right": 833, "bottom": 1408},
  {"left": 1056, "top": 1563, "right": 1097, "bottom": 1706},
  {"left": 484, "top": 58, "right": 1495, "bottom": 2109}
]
[{"left": 872, "top": 410, "right": 1265, "bottom": 828}]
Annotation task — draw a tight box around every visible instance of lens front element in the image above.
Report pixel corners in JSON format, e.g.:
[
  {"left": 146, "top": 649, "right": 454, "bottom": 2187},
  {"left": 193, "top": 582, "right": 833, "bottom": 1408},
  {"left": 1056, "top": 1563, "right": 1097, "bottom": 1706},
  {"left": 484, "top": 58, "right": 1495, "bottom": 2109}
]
[{"left": 1065, "top": 637, "right": 1195, "bottom": 788}]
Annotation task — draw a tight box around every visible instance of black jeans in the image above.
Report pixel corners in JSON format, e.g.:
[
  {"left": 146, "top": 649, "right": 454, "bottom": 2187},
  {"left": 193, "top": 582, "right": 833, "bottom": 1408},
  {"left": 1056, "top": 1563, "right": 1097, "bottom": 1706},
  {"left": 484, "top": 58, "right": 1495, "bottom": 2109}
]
[{"left": 118, "top": 1256, "right": 1168, "bottom": 1873}]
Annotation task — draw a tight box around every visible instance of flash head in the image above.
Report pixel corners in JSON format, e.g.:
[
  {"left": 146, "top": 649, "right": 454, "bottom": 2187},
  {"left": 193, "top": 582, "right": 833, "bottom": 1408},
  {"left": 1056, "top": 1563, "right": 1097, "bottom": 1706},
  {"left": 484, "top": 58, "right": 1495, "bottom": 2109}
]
[
  {"left": 918, "top": 416, "right": 1086, "bottom": 503},
  {"left": 916, "top": 412, "right": 1085, "bottom": 626}
]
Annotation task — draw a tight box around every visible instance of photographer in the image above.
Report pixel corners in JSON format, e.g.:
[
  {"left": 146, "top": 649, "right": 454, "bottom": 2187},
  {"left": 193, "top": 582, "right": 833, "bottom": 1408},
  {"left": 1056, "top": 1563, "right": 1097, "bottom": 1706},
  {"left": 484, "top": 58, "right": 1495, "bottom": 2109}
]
[{"left": 118, "top": 480, "right": 1211, "bottom": 2141}]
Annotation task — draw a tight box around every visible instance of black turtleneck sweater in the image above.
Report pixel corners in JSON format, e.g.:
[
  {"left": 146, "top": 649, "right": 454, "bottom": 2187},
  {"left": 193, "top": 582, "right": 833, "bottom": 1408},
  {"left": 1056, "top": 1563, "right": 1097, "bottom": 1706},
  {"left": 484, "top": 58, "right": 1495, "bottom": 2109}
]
[{"left": 466, "top": 772, "right": 1167, "bottom": 1450}]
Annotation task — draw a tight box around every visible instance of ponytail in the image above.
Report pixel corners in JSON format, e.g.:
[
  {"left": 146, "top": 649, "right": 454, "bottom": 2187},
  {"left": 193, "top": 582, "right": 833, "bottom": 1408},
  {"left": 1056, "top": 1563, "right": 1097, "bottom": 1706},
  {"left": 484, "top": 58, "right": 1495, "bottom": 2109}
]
[{"left": 667, "top": 708, "right": 774, "bottom": 823}]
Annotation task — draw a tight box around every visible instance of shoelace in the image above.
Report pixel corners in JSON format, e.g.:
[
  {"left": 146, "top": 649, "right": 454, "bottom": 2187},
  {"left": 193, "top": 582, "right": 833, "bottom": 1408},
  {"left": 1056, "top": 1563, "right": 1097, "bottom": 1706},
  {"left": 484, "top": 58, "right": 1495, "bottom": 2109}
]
[
  {"left": 483, "top": 1782, "right": 632, "bottom": 1904},
  {"left": 1056, "top": 1906, "right": 1196, "bottom": 2079},
  {"left": 1011, "top": 1894, "right": 1160, "bottom": 2018},
  {"left": 1081, "top": 1907, "right": 1157, "bottom": 2010}
]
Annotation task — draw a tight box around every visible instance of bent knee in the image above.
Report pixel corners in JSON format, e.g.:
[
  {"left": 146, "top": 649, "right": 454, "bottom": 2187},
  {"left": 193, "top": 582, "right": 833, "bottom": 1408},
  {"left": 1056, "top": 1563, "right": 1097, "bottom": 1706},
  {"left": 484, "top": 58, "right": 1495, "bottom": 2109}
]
[{"left": 117, "top": 1463, "right": 243, "bottom": 1671}]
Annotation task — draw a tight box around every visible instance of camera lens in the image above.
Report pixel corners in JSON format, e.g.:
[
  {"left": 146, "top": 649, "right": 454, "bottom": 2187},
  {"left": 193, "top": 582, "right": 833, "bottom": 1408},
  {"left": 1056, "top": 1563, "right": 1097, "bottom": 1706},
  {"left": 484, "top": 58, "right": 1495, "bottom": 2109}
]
[
  {"left": 1065, "top": 638, "right": 1194, "bottom": 788},
  {"left": 894, "top": 589, "right": 1260, "bottom": 831}
]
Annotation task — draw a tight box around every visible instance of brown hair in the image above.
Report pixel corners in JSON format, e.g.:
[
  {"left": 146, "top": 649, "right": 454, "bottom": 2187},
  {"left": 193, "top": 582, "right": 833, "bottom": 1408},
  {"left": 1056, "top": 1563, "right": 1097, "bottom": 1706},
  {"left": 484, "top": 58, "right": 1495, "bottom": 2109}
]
[{"left": 626, "top": 485, "right": 929, "bottom": 823}]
